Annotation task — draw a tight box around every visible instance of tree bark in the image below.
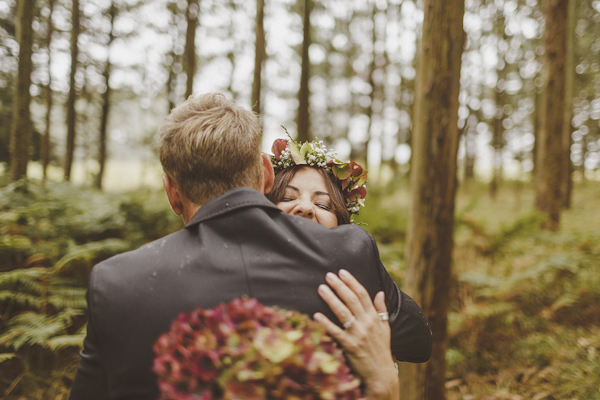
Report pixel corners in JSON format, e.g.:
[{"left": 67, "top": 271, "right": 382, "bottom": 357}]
[
  {"left": 184, "top": 0, "right": 199, "bottom": 98},
  {"left": 9, "top": 0, "right": 36, "bottom": 181},
  {"left": 490, "top": 8, "right": 507, "bottom": 199},
  {"left": 535, "top": 0, "right": 568, "bottom": 230},
  {"left": 95, "top": 1, "right": 116, "bottom": 190},
  {"left": 398, "top": 0, "right": 464, "bottom": 399},
  {"left": 296, "top": 0, "right": 312, "bottom": 142},
  {"left": 561, "top": 0, "right": 575, "bottom": 209},
  {"left": 251, "top": 0, "right": 265, "bottom": 116},
  {"left": 64, "top": 0, "right": 80, "bottom": 181},
  {"left": 42, "top": 0, "right": 55, "bottom": 179},
  {"left": 363, "top": 4, "right": 377, "bottom": 169}
]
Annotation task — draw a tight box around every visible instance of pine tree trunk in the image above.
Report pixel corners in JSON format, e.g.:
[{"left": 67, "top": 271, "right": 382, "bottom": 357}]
[
  {"left": 561, "top": 0, "right": 575, "bottom": 209},
  {"left": 64, "top": 0, "right": 80, "bottom": 181},
  {"left": 398, "top": 0, "right": 464, "bottom": 399},
  {"left": 464, "top": 126, "right": 476, "bottom": 181},
  {"left": 42, "top": 0, "right": 55, "bottom": 179},
  {"left": 251, "top": 0, "right": 265, "bottom": 116},
  {"left": 184, "top": 0, "right": 199, "bottom": 98},
  {"left": 364, "top": 4, "right": 377, "bottom": 169},
  {"left": 9, "top": 0, "right": 35, "bottom": 181},
  {"left": 535, "top": 0, "right": 568, "bottom": 230},
  {"left": 296, "top": 0, "right": 311, "bottom": 142},
  {"left": 490, "top": 8, "right": 506, "bottom": 199},
  {"left": 95, "top": 2, "right": 115, "bottom": 190},
  {"left": 532, "top": 81, "right": 541, "bottom": 179}
]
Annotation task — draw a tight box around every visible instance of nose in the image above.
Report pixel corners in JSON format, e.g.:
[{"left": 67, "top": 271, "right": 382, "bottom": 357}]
[{"left": 293, "top": 201, "right": 314, "bottom": 219}]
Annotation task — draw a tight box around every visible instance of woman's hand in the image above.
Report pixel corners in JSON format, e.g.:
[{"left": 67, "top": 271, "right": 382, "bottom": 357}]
[{"left": 313, "top": 269, "right": 399, "bottom": 400}]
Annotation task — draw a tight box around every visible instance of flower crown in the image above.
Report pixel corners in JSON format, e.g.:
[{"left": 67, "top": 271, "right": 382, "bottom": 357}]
[{"left": 270, "top": 130, "right": 368, "bottom": 217}]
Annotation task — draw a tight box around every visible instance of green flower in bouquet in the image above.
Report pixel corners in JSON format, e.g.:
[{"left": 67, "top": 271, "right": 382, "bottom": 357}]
[{"left": 153, "top": 297, "right": 362, "bottom": 400}]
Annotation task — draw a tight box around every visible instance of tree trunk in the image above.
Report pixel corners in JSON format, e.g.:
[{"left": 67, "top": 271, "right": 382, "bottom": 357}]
[
  {"left": 64, "top": 0, "right": 80, "bottom": 181},
  {"left": 296, "top": 0, "right": 312, "bottom": 142},
  {"left": 364, "top": 4, "right": 377, "bottom": 169},
  {"left": 42, "top": 0, "right": 55, "bottom": 179},
  {"left": 532, "top": 81, "right": 541, "bottom": 178},
  {"left": 9, "top": 0, "right": 36, "bottom": 181},
  {"left": 184, "top": 0, "right": 199, "bottom": 98},
  {"left": 490, "top": 8, "right": 506, "bottom": 199},
  {"left": 398, "top": 0, "right": 464, "bottom": 399},
  {"left": 464, "top": 126, "right": 476, "bottom": 180},
  {"left": 251, "top": 0, "right": 265, "bottom": 116},
  {"left": 95, "top": 1, "right": 115, "bottom": 190},
  {"left": 535, "top": 0, "right": 568, "bottom": 231},
  {"left": 561, "top": 0, "right": 575, "bottom": 209}
]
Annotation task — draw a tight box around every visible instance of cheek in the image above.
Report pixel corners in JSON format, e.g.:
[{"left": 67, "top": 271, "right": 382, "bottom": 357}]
[
  {"left": 276, "top": 202, "right": 294, "bottom": 214},
  {"left": 318, "top": 211, "right": 338, "bottom": 228}
]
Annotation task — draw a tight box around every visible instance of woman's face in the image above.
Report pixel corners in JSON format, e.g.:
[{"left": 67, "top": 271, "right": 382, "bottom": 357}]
[{"left": 275, "top": 167, "right": 339, "bottom": 228}]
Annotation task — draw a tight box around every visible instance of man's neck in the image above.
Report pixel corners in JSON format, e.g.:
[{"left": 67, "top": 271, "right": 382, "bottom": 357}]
[{"left": 181, "top": 202, "right": 202, "bottom": 225}]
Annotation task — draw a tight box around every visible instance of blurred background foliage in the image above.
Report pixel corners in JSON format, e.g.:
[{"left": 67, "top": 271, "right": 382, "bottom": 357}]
[
  {"left": 0, "top": 180, "right": 181, "bottom": 399},
  {"left": 1, "top": 180, "right": 599, "bottom": 398}
]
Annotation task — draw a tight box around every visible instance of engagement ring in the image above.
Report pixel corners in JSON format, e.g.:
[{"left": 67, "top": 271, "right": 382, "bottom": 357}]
[
  {"left": 378, "top": 312, "right": 389, "bottom": 321},
  {"left": 343, "top": 316, "right": 356, "bottom": 329}
]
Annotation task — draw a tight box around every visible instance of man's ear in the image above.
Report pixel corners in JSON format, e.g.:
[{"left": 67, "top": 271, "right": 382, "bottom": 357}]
[
  {"left": 261, "top": 153, "right": 275, "bottom": 195},
  {"left": 163, "top": 175, "right": 183, "bottom": 216}
]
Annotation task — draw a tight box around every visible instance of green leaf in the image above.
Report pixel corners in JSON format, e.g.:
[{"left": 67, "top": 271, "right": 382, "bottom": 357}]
[{"left": 0, "top": 353, "right": 17, "bottom": 363}]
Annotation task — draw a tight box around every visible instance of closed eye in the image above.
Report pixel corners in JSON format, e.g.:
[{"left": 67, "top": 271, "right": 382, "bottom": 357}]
[{"left": 316, "top": 203, "right": 331, "bottom": 211}]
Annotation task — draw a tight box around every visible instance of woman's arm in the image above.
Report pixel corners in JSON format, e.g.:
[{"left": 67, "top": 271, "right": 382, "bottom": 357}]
[{"left": 313, "top": 270, "right": 400, "bottom": 400}]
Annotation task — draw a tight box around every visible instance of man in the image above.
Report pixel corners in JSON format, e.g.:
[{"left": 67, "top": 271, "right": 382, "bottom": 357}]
[{"left": 69, "top": 93, "right": 431, "bottom": 400}]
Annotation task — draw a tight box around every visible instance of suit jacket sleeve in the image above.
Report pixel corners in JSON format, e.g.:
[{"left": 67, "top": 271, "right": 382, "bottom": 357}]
[
  {"left": 69, "top": 269, "right": 110, "bottom": 400},
  {"left": 369, "top": 236, "right": 433, "bottom": 363}
]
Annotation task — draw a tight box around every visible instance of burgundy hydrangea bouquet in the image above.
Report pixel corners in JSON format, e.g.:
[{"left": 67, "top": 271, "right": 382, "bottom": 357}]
[{"left": 153, "top": 297, "right": 363, "bottom": 400}]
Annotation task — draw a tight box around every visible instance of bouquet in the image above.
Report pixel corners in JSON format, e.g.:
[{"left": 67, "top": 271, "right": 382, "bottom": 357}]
[{"left": 153, "top": 297, "right": 362, "bottom": 400}]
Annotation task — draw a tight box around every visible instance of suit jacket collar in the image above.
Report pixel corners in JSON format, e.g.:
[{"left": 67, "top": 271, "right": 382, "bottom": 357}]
[{"left": 186, "top": 187, "right": 280, "bottom": 227}]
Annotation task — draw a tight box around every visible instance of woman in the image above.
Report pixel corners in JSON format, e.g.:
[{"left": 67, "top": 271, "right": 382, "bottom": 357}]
[
  {"left": 266, "top": 137, "right": 400, "bottom": 400},
  {"left": 266, "top": 137, "right": 367, "bottom": 226}
]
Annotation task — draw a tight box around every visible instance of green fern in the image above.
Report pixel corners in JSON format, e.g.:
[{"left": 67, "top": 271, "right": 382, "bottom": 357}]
[
  {"left": 0, "top": 353, "right": 17, "bottom": 363},
  {"left": 0, "top": 290, "right": 42, "bottom": 308},
  {"left": 53, "top": 238, "right": 131, "bottom": 275},
  {"left": 0, "top": 268, "right": 46, "bottom": 292},
  {"left": 0, "top": 309, "right": 83, "bottom": 351}
]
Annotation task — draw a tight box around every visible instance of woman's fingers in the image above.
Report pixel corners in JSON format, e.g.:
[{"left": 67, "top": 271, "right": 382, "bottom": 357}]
[
  {"left": 317, "top": 284, "right": 356, "bottom": 327},
  {"left": 338, "top": 269, "right": 378, "bottom": 315},
  {"left": 324, "top": 272, "right": 367, "bottom": 319},
  {"left": 373, "top": 291, "right": 387, "bottom": 313},
  {"left": 313, "top": 312, "right": 348, "bottom": 344}
]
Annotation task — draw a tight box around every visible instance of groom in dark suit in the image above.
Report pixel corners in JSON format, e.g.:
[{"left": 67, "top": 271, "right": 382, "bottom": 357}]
[{"left": 69, "top": 93, "right": 431, "bottom": 400}]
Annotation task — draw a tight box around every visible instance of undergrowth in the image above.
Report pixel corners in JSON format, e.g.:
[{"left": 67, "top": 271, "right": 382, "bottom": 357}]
[
  {"left": 0, "top": 179, "right": 181, "bottom": 399},
  {"left": 1, "top": 178, "right": 599, "bottom": 399},
  {"left": 360, "top": 180, "right": 600, "bottom": 400}
]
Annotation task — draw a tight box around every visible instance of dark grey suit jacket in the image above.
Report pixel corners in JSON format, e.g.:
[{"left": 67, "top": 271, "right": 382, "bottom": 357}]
[{"left": 69, "top": 188, "right": 431, "bottom": 400}]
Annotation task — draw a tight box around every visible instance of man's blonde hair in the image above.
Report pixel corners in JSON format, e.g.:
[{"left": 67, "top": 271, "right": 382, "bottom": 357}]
[{"left": 157, "top": 93, "right": 263, "bottom": 205}]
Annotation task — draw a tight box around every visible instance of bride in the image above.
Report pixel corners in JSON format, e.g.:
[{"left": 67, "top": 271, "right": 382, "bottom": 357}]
[{"left": 266, "top": 137, "right": 424, "bottom": 400}]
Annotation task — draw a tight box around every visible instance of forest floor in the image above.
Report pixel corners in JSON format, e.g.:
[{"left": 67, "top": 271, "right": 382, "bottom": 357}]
[
  {"left": 358, "top": 179, "right": 600, "bottom": 400},
  {"left": 0, "top": 178, "right": 599, "bottom": 399}
]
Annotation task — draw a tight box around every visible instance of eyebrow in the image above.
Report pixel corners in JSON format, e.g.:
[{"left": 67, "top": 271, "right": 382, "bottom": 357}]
[{"left": 286, "top": 185, "right": 331, "bottom": 197}]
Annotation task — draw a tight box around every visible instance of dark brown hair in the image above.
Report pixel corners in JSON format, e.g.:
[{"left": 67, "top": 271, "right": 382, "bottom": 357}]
[{"left": 266, "top": 166, "right": 351, "bottom": 225}]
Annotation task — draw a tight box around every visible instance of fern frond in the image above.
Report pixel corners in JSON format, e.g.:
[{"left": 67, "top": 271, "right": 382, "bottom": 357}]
[
  {"left": 0, "top": 353, "right": 17, "bottom": 363},
  {"left": 53, "top": 239, "right": 131, "bottom": 275},
  {"left": 0, "top": 268, "right": 46, "bottom": 292},
  {"left": 0, "top": 290, "right": 42, "bottom": 308},
  {"left": 46, "top": 330, "right": 85, "bottom": 350},
  {"left": 0, "top": 309, "right": 84, "bottom": 351},
  {"left": 48, "top": 287, "right": 87, "bottom": 311}
]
